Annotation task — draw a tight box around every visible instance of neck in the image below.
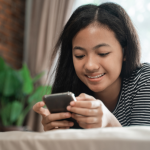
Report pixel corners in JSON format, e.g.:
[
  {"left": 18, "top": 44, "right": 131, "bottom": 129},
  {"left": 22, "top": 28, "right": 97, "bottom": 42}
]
[{"left": 94, "top": 77, "right": 122, "bottom": 112}]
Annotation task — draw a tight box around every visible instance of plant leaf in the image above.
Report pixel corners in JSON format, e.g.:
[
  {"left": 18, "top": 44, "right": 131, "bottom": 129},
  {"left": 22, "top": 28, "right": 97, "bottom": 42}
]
[
  {"left": 11, "top": 70, "right": 23, "bottom": 97},
  {"left": 0, "top": 102, "right": 12, "bottom": 126},
  {"left": 28, "top": 86, "right": 45, "bottom": 104},
  {"left": 32, "top": 72, "right": 45, "bottom": 83},
  {"left": 28, "top": 86, "right": 52, "bottom": 104},
  {"left": 3, "top": 69, "right": 15, "bottom": 96},
  {"left": 0, "top": 72, "right": 6, "bottom": 94},
  {"left": 16, "top": 113, "right": 24, "bottom": 126},
  {"left": 20, "top": 64, "right": 33, "bottom": 94},
  {"left": 45, "top": 86, "right": 52, "bottom": 95},
  {"left": 10, "top": 101, "right": 23, "bottom": 123},
  {"left": 20, "top": 105, "right": 33, "bottom": 126}
]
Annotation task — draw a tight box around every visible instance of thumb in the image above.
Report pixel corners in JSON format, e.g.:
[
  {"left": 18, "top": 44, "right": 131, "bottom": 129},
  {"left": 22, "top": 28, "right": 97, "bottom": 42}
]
[{"left": 33, "top": 101, "right": 50, "bottom": 117}]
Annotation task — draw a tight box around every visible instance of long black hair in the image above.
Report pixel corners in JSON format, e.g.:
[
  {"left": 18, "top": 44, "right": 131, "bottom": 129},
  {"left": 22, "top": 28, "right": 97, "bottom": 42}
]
[{"left": 50, "top": 2, "right": 141, "bottom": 96}]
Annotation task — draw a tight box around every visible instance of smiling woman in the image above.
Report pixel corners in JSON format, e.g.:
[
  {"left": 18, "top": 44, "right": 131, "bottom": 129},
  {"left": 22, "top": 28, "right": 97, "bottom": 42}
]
[
  {"left": 72, "top": 25, "right": 123, "bottom": 112},
  {"left": 33, "top": 2, "right": 150, "bottom": 130}
]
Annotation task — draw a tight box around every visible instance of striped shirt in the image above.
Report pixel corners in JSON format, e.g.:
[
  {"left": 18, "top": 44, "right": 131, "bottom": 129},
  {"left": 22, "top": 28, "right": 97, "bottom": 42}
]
[{"left": 113, "top": 63, "right": 150, "bottom": 126}]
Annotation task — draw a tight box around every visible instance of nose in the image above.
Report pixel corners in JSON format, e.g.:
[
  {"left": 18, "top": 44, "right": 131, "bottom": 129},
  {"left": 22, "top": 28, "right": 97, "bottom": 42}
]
[{"left": 84, "top": 56, "right": 100, "bottom": 72}]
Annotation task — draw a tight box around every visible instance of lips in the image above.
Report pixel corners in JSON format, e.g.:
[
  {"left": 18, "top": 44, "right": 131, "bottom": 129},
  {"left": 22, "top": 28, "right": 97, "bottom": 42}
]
[
  {"left": 86, "top": 73, "right": 105, "bottom": 78},
  {"left": 85, "top": 73, "right": 105, "bottom": 82},
  {"left": 87, "top": 73, "right": 105, "bottom": 79}
]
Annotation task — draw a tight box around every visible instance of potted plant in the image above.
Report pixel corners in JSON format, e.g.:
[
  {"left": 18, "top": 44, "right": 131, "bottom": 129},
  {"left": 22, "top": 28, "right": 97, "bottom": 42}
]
[{"left": 0, "top": 57, "right": 51, "bottom": 131}]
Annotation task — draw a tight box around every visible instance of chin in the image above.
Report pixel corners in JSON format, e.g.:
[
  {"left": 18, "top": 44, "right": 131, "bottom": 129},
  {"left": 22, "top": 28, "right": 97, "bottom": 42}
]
[{"left": 89, "top": 86, "right": 105, "bottom": 93}]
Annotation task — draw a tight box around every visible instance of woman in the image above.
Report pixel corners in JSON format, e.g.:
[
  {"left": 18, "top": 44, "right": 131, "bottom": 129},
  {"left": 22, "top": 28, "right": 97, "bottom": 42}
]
[{"left": 33, "top": 2, "right": 150, "bottom": 131}]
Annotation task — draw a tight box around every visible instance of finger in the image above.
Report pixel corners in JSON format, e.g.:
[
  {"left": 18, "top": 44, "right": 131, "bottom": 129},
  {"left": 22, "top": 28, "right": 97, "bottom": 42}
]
[
  {"left": 78, "top": 122, "right": 98, "bottom": 129},
  {"left": 70, "top": 100, "right": 101, "bottom": 109},
  {"left": 77, "top": 122, "right": 87, "bottom": 129},
  {"left": 43, "top": 112, "right": 72, "bottom": 124},
  {"left": 67, "top": 106, "right": 98, "bottom": 116},
  {"left": 33, "top": 101, "right": 45, "bottom": 111},
  {"left": 51, "top": 127, "right": 70, "bottom": 131},
  {"left": 33, "top": 101, "right": 50, "bottom": 117},
  {"left": 50, "top": 120, "right": 74, "bottom": 128},
  {"left": 72, "top": 114, "right": 98, "bottom": 124},
  {"left": 44, "top": 121, "right": 74, "bottom": 131},
  {"left": 76, "top": 93, "right": 95, "bottom": 101},
  {"left": 44, "top": 126, "right": 69, "bottom": 131}
]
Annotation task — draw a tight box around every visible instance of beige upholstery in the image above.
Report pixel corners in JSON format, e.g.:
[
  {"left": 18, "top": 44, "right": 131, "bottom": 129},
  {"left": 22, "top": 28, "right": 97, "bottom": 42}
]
[{"left": 0, "top": 126, "right": 150, "bottom": 150}]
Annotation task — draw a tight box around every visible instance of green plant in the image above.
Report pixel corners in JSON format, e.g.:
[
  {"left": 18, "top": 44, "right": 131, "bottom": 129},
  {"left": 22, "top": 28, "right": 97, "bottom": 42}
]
[{"left": 0, "top": 57, "right": 51, "bottom": 126}]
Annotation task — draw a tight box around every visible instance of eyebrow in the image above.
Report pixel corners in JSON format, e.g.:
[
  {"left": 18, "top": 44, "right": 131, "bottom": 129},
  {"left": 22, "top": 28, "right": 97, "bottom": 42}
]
[{"left": 73, "top": 43, "right": 110, "bottom": 51}]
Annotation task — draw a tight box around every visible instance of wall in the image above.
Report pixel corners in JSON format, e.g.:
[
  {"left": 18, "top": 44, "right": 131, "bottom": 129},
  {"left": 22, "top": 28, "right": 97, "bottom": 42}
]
[{"left": 0, "top": 0, "right": 26, "bottom": 69}]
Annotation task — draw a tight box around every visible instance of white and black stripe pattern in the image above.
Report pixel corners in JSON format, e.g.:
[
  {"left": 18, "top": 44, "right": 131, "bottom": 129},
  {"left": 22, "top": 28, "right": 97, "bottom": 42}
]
[{"left": 112, "top": 63, "right": 150, "bottom": 126}]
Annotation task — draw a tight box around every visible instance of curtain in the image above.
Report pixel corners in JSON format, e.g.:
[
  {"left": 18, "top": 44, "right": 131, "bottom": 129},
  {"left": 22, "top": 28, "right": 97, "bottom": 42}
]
[{"left": 24, "top": 0, "right": 75, "bottom": 132}]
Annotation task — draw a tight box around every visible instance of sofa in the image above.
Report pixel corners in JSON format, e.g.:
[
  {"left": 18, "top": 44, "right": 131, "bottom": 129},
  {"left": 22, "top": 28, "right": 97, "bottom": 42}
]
[{"left": 0, "top": 126, "right": 150, "bottom": 150}]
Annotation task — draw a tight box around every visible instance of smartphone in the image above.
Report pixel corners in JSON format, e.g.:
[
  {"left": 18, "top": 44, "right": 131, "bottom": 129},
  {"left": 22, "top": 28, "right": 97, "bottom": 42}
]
[
  {"left": 42, "top": 91, "right": 76, "bottom": 113},
  {"left": 43, "top": 91, "right": 82, "bottom": 129}
]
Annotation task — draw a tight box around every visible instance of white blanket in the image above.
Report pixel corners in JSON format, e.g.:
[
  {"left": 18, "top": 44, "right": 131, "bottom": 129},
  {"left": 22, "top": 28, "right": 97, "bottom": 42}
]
[{"left": 0, "top": 126, "right": 150, "bottom": 150}]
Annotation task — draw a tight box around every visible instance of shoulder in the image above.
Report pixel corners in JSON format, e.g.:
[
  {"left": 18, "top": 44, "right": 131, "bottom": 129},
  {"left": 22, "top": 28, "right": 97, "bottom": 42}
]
[
  {"left": 129, "top": 64, "right": 150, "bottom": 125},
  {"left": 121, "top": 63, "right": 150, "bottom": 100},
  {"left": 113, "top": 63, "right": 150, "bottom": 126},
  {"left": 135, "top": 63, "right": 150, "bottom": 81},
  {"left": 123, "top": 63, "right": 150, "bottom": 88}
]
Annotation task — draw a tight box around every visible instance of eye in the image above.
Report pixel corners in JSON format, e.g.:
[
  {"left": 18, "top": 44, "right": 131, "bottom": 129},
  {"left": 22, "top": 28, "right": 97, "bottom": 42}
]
[
  {"left": 99, "top": 52, "right": 109, "bottom": 57},
  {"left": 75, "top": 55, "right": 85, "bottom": 59}
]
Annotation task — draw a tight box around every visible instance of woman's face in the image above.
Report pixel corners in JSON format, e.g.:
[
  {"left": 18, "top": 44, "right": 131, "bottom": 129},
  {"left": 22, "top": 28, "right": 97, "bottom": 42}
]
[{"left": 72, "top": 24, "right": 124, "bottom": 94}]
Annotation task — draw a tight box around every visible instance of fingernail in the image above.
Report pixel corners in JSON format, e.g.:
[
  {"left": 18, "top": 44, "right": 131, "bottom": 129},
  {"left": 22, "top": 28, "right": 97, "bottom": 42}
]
[
  {"left": 67, "top": 106, "right": 71, "bottom": 111},
  {"left": 65, "top": 113, "right": 70, "bottom": 117},
  {"left": 70, "top": 101, "right": 75, "bottom": 105}
]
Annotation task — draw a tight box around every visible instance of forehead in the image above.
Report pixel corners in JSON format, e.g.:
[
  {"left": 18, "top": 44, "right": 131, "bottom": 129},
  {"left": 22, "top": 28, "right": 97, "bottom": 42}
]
[{"left": 72, "top": 24, "right": 118, "bottom": 48}]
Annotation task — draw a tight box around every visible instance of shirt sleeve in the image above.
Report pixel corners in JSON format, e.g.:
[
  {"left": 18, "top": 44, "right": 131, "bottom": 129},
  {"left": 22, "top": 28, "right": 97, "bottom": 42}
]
[{"left": 130, "top": 79, "right": 150, "bottom": 125}]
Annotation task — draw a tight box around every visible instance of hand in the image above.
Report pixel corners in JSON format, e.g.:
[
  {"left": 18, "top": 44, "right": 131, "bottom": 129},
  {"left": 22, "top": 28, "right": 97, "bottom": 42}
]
[
  {"left": 67, "top": 93, "right": 122, "bottom": 129},
  {"left": 33, "top": 101, "right": 74, "bottom": 131}
]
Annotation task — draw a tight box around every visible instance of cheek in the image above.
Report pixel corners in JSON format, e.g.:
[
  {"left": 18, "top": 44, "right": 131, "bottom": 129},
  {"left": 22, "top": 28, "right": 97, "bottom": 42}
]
[
  {"left": 108, "top": 53, "right": 123, "bottom": 76},
  {"left": 114, "top": 52, "right": 124, "bottom": 69},
  {"left": 102, "top": 52, "right": 123, "bottom": 77}
]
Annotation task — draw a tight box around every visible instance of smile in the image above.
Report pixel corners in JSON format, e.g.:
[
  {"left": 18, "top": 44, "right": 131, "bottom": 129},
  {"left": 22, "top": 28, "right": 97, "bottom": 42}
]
[{"left": 87, "top": 73, "right": 105, "bottom": 79}]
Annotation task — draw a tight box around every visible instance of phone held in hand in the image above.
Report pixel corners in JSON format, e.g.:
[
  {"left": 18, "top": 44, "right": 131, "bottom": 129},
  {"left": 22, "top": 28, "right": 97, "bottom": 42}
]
[
  {"left": 42, "top": 92, "right": 76, "bottom": 113},
  {"left": 42, "top": 92, "right": 82, "bottom": 129}
]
